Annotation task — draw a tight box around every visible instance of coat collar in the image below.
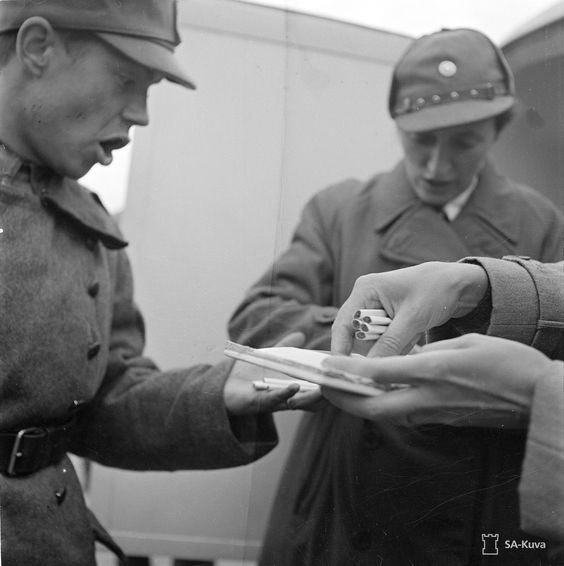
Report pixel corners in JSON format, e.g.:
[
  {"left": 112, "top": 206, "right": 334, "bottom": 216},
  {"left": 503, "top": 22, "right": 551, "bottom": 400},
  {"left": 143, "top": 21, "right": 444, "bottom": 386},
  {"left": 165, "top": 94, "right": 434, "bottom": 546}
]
[
  {"left": 369, "top": 160, "right": 519, "bottom": 245},
  {"left": 42, "top": 174, "right": 128, "bottom": 250},
  {"left": 0, "top": 144, "right": 127, "bottom": 250}
]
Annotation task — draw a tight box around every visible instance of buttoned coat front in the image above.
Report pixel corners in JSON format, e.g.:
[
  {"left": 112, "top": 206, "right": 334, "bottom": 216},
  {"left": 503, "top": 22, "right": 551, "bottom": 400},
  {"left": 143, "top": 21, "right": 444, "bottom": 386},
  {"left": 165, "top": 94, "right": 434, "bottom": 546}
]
[
  {"left": 229, "top": 160, "right": 564, "bottom": 566},
  {"left": 0, "top": 151, "right": 277, "bottom": 565}
]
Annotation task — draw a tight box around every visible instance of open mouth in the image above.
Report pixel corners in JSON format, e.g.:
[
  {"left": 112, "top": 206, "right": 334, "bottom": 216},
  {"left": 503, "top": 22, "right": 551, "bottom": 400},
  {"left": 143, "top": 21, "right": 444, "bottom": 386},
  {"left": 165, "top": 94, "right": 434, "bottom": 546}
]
[
  {"left": 100, "top": 137, "right": 129, "bottom": 155},
  {"left": 98, "top": 137, "right": 130, "bottom": 165}
]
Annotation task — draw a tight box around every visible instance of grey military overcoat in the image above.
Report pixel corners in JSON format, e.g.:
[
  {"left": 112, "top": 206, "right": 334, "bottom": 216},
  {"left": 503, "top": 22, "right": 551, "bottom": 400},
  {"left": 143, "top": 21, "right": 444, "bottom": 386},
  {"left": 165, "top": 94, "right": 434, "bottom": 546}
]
[{"left": 0, "top": 149, "right": 277, "bottom": 565}]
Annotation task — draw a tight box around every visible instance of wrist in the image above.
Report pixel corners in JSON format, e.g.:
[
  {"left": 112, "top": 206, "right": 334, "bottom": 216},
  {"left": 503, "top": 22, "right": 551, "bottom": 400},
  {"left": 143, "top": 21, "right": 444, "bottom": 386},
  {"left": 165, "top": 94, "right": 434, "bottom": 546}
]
[{"left": 450, "top": 262, "right": 489, "bottom": 318}]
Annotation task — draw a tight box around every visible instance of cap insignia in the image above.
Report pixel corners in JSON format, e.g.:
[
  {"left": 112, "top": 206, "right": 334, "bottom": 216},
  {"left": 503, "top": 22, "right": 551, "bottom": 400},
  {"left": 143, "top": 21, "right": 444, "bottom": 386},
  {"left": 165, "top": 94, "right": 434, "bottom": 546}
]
[{"left": 438, "top": 60, "right": 457, "bottom": 77}]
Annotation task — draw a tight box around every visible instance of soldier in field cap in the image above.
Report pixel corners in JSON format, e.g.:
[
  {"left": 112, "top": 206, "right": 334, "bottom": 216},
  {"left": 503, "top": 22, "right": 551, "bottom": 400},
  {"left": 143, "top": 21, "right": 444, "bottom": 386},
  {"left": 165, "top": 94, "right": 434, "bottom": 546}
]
[
  {"left": 0, "top": 1, "right": 321, "bottom": 564},
  {"left": 229, "top": 28, "right": 564, "bottom": 566}
]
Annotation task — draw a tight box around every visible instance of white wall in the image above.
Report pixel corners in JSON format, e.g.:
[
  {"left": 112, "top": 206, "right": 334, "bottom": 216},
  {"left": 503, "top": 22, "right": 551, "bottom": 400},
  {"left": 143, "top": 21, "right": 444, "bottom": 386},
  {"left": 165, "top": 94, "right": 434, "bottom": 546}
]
[
  {"left": 88, "top": 0, "right": 409, "bottom": 560},
  {"left": 494, "top": 13, "right": 564, "bottom": 210}
]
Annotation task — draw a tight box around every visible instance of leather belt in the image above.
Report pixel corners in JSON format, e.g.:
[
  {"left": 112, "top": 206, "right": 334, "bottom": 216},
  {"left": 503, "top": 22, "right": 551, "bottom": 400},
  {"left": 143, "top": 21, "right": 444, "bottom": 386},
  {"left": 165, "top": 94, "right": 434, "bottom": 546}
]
[{"left": 0, "top": 416, "right": 76, "bottom": 477}]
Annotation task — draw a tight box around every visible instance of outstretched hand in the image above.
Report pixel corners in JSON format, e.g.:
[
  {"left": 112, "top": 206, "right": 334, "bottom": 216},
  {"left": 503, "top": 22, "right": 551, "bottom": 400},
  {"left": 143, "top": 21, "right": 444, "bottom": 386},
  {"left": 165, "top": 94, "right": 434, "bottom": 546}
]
[
  {"left": 224, "top": 332, "right": 326, "bottom": 416},
  {"left": 323, "top": 334, "right": 555, "bottom": 428},
  {"left": 331, "top": 261, "right": 489, "bottom": 357}
]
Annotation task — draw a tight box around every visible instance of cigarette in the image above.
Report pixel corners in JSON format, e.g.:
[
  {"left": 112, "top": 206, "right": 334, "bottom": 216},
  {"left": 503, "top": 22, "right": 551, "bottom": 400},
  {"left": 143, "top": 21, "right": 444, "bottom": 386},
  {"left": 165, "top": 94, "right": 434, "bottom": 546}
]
[
  {"left": 264, "top": 377, "right": 319, "bottom": 390},
  {"left": 354, "top": 309, "right": 388, "bottom": 319},
  {"left": 252, "top": 379, "right": 319, "bottom": 392},
  {"left": 359, "top": 315, "right": 391, "bottom": 325},
  {"left": 352, "top": 319, "right": 362, "bottom": 330},
  {"left": 355, "top": 331, "right": 383, "bottom": 341},
  {"left": 359, "top": 323, "right": 388, "bottom": 333}
]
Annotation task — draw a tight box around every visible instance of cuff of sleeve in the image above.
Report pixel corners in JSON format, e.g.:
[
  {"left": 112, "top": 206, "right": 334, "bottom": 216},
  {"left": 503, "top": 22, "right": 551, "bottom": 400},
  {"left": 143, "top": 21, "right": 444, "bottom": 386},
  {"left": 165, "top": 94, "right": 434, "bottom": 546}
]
[
  {"left": 229, "top": 413, "right": 278, "bottom": 460},
  {"left": 460, "top": 257, "right": 539, "bottom": 345},
  {"left": 451, "top": 284, "right": 492, "bottom": 335},
  {"left": 519, "top": 362, "right": 564, "bottom": 541},
  {"left": 178, "top": 359, "right": 277, "bottom": 468}
]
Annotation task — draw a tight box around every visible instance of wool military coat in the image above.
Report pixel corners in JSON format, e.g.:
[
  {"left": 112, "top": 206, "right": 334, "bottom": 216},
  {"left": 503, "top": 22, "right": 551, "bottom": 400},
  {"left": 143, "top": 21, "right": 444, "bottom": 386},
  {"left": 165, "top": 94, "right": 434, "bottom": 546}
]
[
  {"left": 460, "top": 257, "right": 564, "bottom": 548},
  {"left": 0, "top": 147, "right": 277, "bottom": 566},
  {"left": 229, "top": 161, "right": 564, "bottom": 566}
]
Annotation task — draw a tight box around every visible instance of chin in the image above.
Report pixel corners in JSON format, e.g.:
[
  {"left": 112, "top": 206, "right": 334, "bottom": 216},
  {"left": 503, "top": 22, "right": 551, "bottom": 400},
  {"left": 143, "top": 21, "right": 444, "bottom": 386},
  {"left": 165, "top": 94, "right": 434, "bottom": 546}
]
[
  {"left": 61, "top": 161, "right": 94, "bottom": 180},
  {"left": 417, "top": 192, "right": 446, "bottom": 207}
]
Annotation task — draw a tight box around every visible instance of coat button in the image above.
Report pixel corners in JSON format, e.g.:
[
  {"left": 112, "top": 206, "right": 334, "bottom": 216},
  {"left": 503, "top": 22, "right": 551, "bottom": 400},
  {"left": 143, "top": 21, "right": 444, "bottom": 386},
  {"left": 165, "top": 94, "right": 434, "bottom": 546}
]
[
  {"left": 87, "top": 342, "right": 101, "bottom": 360},
  {"left": 88, "top": 281, "right": 100, "bottom": 298},
  {"left": 55, "top": 488, "right": 67, "bottom": 505}
]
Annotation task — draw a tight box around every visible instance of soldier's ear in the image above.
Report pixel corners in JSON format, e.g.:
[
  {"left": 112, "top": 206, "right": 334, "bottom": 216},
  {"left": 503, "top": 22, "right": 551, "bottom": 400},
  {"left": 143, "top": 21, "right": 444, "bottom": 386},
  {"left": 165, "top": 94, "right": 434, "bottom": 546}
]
[{"left": 16, "top": 17, "right": 59, "bottom": 77}]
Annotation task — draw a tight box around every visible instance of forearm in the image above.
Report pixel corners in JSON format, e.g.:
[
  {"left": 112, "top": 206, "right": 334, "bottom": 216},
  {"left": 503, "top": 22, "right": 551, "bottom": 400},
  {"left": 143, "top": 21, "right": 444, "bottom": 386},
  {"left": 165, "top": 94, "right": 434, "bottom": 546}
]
[
  {"left": 459, "top": 257, "right": 564, "bottom": 359},
  {"left": 229, "top": 293, "right": 335, "bottom": 350},
  {"left": 72, "top": 359, "right": 277, "bottom": 470},
  {"left": 519, "top": 361, "right": 564, "bottom": 541}
]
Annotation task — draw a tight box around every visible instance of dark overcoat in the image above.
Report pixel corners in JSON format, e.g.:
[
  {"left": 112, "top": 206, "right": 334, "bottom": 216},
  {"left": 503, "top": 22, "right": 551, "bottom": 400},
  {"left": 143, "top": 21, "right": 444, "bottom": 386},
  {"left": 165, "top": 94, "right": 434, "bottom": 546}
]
[
  {"left": 0, "top": 148, "right": 277, "bottom": 565},
  {"left": 457, "top": 256, "right": 564, "bottom": 553},
  {"left": 229, "top": 160, "right": 564, "bottom": 566}
]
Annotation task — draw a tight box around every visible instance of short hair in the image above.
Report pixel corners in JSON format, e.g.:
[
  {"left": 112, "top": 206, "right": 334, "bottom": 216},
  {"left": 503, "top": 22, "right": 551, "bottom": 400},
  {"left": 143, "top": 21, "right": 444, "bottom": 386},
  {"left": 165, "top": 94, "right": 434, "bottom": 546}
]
[
  {"left": 0, "top": 27, "right": 96, "bottom": 68},
  {"left": 0, "top": 31, "right": 17, "bottom": 67},
  {"left": 58, "top": 29, "right": 98, "bottom": 62},
  {"left": 494, "top": 108, "right": 515, "bottom": 133}
]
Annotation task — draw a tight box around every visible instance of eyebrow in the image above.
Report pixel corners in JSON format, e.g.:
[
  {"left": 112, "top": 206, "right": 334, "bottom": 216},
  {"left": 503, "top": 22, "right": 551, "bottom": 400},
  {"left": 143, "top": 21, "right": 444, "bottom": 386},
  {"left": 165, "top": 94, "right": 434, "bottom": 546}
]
[{"left": 453, "top": 131, "right": 485, "bottom": 142}]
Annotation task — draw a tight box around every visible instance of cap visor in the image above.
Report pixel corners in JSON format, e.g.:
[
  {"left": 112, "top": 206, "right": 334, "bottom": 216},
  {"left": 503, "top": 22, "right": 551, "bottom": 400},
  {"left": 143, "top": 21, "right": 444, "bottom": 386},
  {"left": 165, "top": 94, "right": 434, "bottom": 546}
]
[
  {"left": 396, "top": 97, "right": 514, "bottom": 132},
  {"left": 96, "top": 32, "right": 196, "bottom": 90}
]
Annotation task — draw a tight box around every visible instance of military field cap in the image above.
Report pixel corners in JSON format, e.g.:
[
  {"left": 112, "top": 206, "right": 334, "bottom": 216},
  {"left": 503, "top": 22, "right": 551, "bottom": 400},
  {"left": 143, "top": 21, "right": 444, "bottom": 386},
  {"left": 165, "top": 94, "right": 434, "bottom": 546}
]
[
  {"left": 0, "top": 0, "right": 195, "bottom": 89},
  {"left": 389, "top": 28, "right": 515, "bottom": 132}
]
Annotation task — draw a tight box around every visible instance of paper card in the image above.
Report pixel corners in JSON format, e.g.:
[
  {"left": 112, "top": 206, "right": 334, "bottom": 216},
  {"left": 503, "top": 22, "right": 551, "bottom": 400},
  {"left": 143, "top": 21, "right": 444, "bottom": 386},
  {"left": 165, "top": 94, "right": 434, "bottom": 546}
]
[{"left": 224, "top": 341, "right": 392, "bottom": 396}]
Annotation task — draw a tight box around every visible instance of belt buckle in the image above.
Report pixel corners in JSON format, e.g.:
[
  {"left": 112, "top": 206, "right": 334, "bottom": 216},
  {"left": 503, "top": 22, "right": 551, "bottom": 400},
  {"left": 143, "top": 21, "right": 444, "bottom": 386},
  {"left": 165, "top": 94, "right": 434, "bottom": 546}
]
[{"left": 7, "top": 427, "right": 45, "bottom": 476}]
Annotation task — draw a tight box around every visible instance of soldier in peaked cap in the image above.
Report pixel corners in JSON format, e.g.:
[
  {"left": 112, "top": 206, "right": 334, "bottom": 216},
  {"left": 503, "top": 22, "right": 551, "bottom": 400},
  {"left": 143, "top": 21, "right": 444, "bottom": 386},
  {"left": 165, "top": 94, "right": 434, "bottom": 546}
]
[
  {"left": 229, "top": 28, "right": 564, "bottom": 566},
  {"left": 0, "top": 1, "right": 321, "bottom": 564}
]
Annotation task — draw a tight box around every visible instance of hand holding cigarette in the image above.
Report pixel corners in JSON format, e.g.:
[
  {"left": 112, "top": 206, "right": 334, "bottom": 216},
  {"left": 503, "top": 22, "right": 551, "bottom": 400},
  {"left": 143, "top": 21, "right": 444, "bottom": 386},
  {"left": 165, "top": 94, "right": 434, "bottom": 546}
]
[
  {"left": 331, "top": 262, "right": 489, "bottom": 358},
  {"left": 352, "top": 308, "right": 391, "bottom": 340},
  {"left": 224, "top": 332, "right": 326, "bottom": 414}
]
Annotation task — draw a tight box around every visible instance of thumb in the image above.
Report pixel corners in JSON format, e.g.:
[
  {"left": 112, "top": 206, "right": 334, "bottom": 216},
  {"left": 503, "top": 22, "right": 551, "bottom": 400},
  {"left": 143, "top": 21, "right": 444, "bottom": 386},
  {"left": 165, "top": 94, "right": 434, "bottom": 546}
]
[
  {"left": 274, "top": 331, "right": 307, "bottom": 348},
  {"left": 366, "top": 316, "right": 420, "bottom": 357}
]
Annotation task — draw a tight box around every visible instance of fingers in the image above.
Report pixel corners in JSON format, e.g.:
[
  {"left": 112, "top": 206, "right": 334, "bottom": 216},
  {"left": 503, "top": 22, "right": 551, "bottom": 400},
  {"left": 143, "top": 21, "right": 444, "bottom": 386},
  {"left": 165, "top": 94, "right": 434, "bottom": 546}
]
[
  {"left": 287, "top": 389, "right": 326, "bottom": 411},
  {"left": 364, "top": 313, "right": 422, "bottom": 357},
  {"left": 331, "top": 282, "right": 384, "bottom": 355},
  {"left": 275, "top": 331, "right": 307, "bottom": 348},
  {"left": 259, "top": 383, "right": 300, "bottom": 412},
  {"left": 419, "top": 333, "right": 480, "bottom": 352},
  {"left": 331, "top": 311, "right": 356, "bottom": 356},
  {"left": 322, "top": 352, "right": 429, "bottom": 385},
  {"left": 334, "top": 299, "right": 424, "bottom": 359},
  {"left": 270, "top": 386, "right": 325, "bottom": 412},
  {"left": 322, "top": 385, "right": 421, "bottom": 421}
]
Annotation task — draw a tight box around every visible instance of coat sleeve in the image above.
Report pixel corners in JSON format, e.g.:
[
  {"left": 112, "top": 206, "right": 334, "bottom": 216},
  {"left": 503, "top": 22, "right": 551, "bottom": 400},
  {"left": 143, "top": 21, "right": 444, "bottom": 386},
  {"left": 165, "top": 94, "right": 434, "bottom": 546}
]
[
  {"left": 228, "top": 183, "right": 358, "bottom": 350},
  {"left": 519, "top": 361, "right": 564, "bottom": 543},
  {"left": 459, "top": 257, "right": 564, "bottom": 542},
  {"left": 71, "top": 249, "right": 277, "bottom": 471}
]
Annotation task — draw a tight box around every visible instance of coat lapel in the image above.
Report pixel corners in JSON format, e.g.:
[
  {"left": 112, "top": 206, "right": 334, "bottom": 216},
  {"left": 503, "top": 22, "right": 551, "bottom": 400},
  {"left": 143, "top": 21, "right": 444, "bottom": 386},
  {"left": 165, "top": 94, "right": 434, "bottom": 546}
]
[
  {"left": 453, "top": 162, "right": 519, "bottom": 256},
  {"left": 39, "top": 170, "right": 128, "bottom": 250},
  {"left": 369, "top": 161, "right": 520, "bottom": 265}
]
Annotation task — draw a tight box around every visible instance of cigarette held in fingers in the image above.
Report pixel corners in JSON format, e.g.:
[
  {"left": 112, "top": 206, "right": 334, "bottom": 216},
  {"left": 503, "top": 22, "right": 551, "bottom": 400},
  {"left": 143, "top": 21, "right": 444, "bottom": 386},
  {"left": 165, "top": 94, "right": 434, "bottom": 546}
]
[
  {"left": 358, "top": 323, "right": 388, "bottom": 333},
  {"left": 252, "top": 377, "right": 319, "bottom": 392},
  {"left": 352, "top": 309, "right": 391, "bottom": 341},
  {"left": 358, "top": 315, "right": 391, "bottom": 325},
  {"left": 353, "top": 309, "right": 388, "bottom": 319},
  {"left": 355, "top": 330, "right": 386, "bottom": 341}
]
